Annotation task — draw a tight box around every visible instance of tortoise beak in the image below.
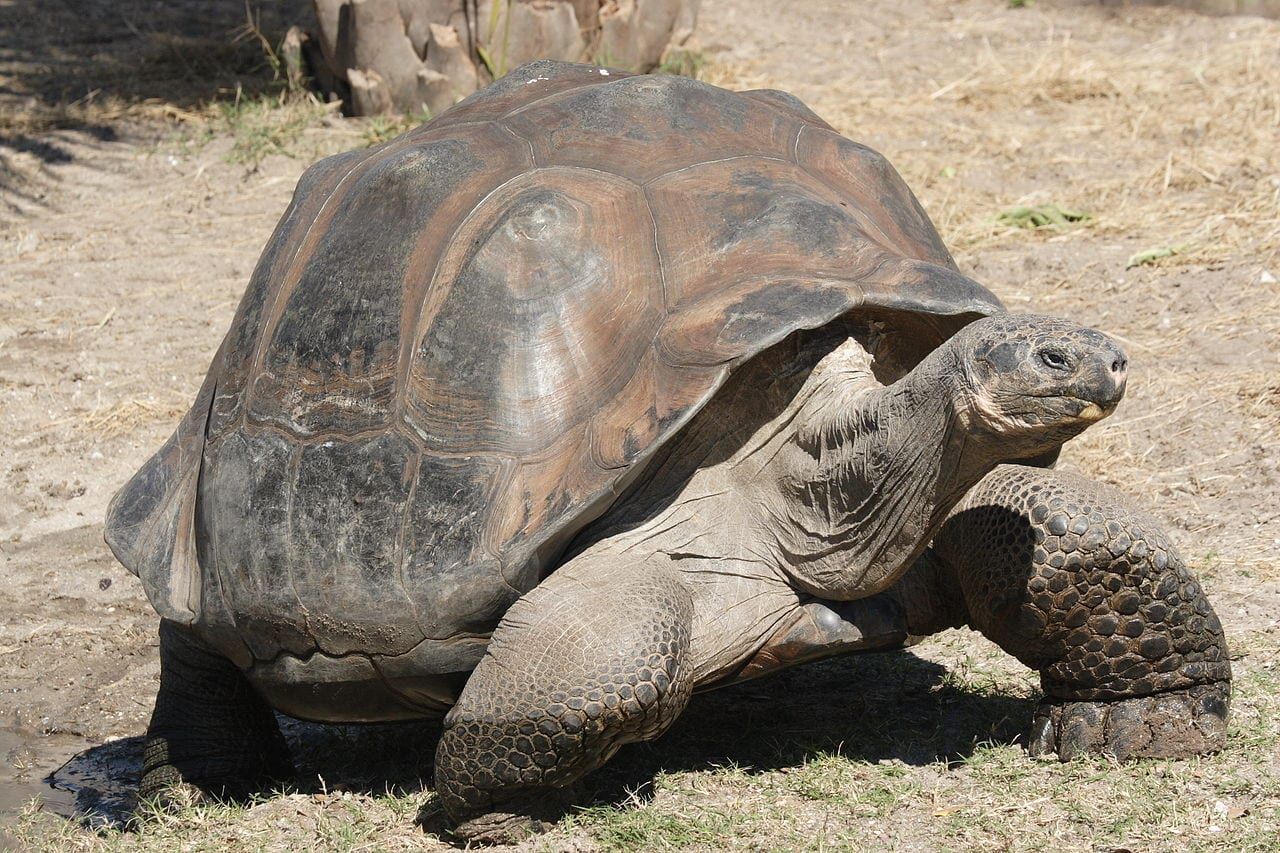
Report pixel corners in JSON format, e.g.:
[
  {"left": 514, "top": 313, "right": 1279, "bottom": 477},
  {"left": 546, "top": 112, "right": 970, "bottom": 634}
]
[{"left": 1075, "top": 339, "right": 1128, "bottom": 418}]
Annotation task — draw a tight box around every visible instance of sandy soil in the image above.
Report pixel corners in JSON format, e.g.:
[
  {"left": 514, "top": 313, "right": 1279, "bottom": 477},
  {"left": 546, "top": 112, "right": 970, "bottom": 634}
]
[{"left": 1, "top": 0, "right": 1278, "bottom": 850}]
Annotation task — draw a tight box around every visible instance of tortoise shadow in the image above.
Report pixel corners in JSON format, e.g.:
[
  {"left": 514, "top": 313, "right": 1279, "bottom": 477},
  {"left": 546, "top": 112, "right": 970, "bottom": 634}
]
[
  {"left": 43, "top": 717, "right": 445, "bottom": 830},
  {"left": 46, "top": 646, "right": 1035, "bottom": 833},
  {"left": 589, "top": 647, "right": 1037, "bottom": 807}
]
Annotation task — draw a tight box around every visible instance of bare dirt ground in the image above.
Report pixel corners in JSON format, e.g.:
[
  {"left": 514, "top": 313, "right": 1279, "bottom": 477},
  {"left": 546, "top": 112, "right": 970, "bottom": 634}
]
[{"left": 2, "top": 0, "right": 1278, "bottom": 850}]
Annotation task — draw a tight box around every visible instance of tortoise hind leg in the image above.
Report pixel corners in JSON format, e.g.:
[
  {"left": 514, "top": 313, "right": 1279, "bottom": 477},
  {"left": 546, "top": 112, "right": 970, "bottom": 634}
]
[
  {"left": 140, "top": 620, "right": 293, "bottom": 805},
  {"left": 928, "top": 464, "right": 1231, "bottom": 760},
  {"left": 434, "top": 555, "right": 695, "bottom": 844}
]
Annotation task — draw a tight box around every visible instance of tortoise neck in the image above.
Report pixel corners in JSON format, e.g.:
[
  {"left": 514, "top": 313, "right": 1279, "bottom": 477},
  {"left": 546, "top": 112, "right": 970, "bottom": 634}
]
[{"left": 762, "top": 340, "right": 996, "bottom": 600}]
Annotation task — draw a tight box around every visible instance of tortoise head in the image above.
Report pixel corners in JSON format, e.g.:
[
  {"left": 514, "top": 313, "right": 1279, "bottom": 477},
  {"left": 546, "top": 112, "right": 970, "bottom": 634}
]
[{"left": 952, "top": 313, "right": 1128, "bottom": 453}]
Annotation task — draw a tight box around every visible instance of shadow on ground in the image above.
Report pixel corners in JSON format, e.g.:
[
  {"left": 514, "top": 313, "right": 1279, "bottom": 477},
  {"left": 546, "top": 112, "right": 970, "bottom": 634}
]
[
  {"left": 0, "top": 0, "right": 311, "bottom": 207},
  {"left": 594, "top": 647, "right": 1035, "bottom": 805},
  {"left": 47, "top": 646, "right": 1037, "bottom": 830},
  {"left": 0, "top": 0, "right": 312, "bottom": 125}
]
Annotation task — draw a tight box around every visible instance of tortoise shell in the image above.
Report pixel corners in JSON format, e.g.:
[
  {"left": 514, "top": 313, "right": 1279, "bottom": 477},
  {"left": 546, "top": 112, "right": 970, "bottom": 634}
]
[{"left": 106, "top": 61, "right": 1002, "bottom": 717}]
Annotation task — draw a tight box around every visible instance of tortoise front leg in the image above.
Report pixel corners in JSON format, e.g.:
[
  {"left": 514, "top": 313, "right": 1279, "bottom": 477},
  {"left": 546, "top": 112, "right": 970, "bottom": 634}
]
[
  {"left": 930, "top": 464, "right": 1231, "bottom": 760},
  {"left": 140, "top": 620, "right": 293, "bottom": 804},
  {"left": 434, "top": 555, "right": 696, "bottom": 844}
]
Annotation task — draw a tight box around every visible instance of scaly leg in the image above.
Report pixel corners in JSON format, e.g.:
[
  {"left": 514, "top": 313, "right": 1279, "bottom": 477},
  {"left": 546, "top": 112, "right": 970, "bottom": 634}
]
[
  {"left": 433, "top": 554, "right": 695, "bottom": 844},
  {"left": 930, "top": 464, "right": 1231, "bottom": 760},
  {"left": 139, "top": 620, "right": 293, "bottom": 803}
]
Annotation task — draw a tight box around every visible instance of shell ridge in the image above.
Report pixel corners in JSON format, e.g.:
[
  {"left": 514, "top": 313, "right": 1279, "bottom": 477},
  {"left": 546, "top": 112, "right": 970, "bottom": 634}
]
[
  {"left": 640, "top": 184, "right": 670, "bottom": 312},
  {"left": 793, "top": 122, "right": 807, "bottom": 164},
  {"left": 393, "top": 163, "right": 538, "bottom": 425},
  {"left": 280, "top": 442, "right": 320, "bottom": 652},
  {"left": 245, "top": 133, "right": 440, "bottom": 430},
  {"left": 240, "top": 419, "right": 434, "bottom": 445},
  {"left": 394, "top": 445, "right": 429, "bottom": 637},
  {"left": 495, "top": 118, "right": 538, "bottom": 167},
  {"left": 641, "top": 154, "right": 793, "bottom": 188},
  {"left": 497, "top": 74, "right": 632, "bottom": 123}
]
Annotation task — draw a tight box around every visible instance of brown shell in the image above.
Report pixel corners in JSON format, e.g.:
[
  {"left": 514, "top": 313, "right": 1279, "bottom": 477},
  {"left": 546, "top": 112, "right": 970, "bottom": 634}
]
[{"left": 106, "top": 62, "right": 1002, "bottom": 704}]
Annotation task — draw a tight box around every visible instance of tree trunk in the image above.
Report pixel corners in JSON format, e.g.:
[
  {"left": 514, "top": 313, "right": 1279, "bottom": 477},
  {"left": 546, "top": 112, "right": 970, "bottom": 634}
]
[{"left": 309, "top": 0, "right": 701, "bottom": 116}]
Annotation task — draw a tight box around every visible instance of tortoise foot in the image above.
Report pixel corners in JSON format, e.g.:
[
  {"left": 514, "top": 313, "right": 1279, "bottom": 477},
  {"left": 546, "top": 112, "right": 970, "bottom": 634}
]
[
  {"left": 452, "top": 811, "right": 548, "bottom": 846},
  {"left": 139, "top": 735, "right": 293, "bottom": 805},
  {"left": 444, "top": 787, "right": 581, "bottom": 846},
  {"left": 1028, "top": 681, "right": 1229, "bottom": 761},
  {"left": 138, "top": 621, "right": 294, "bottom": 811},
  {"left": 132, "top": 778, "right": 209, "bottom": 821}
]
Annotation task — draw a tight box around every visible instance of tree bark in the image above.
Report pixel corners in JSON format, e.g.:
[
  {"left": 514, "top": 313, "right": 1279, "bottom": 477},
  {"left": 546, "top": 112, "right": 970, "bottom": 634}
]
[{"left": 310, "top": 0, "right": 701, "bottom": 116}]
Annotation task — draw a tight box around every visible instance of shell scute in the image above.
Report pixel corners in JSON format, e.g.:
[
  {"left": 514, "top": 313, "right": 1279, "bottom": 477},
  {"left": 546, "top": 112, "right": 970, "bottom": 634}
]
[
  {"left": 404, "top": 167, "right": 663, "bottom": 455},
  {"left": 402, "top": 453, "right": 516, "bottom": 640},
  {"left": 503, "top": 73, "right": 801, "bottom": 182},
  {"left": 209, "top": 149, "right": 364, "bottom": 439},
  {"left": 286, "top": 431, "right": 422, "bottom": 656},
  {"left": 246, "top": 129, "right": 516, "bottom": 437},
  {"left": 796, "top": 127, "right": 956, "bottom": 269},
  {"left": 198, "top": 429, "right": 313, "bottom": 660}
]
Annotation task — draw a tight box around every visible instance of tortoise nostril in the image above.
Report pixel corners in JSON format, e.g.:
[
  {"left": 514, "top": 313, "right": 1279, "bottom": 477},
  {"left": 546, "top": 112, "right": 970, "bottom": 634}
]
[{"left": 1111, "top": 357, "right": 1127, "bottom": 374}]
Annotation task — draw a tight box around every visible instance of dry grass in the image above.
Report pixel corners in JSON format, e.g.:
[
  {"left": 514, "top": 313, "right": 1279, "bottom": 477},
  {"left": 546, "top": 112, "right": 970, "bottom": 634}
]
[
  {"left": 80, "top": 400, "right": 191, "bottom": 440},
  {"left": 711, "top": 13, "right": 1280, "bottom": 264}
]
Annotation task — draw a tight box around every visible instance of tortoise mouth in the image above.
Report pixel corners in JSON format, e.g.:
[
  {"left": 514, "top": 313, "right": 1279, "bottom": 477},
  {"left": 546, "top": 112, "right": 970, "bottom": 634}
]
[
  {"left": 990, "top": 394, "right": 1119, "bottom": 433},
  {"left": 1062, "top": 396, "right": 1115, "bottom": 422}
]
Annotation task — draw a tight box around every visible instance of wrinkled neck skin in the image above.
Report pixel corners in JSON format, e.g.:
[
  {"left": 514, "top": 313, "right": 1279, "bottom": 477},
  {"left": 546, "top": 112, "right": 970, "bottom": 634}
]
[{"left": 752, "top": 339, "right": 998, "bottom": 601}]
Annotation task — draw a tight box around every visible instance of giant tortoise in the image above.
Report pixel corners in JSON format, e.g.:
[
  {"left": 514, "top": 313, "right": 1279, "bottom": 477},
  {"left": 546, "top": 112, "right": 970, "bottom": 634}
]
[{"left": 106, "top": 61, "right": 1231, "bottom": 841}]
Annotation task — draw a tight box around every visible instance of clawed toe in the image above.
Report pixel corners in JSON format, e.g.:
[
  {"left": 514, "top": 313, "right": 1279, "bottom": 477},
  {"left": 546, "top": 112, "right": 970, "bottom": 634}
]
[
  {"left": 1028, "top": 681, "right": 1229, "bottom": 761},
  {"left": 437, "top": 784, "right": 585, "bottom": 846},
  {"left": 452, "top": 811, "right": 549, "bottom": 846}
]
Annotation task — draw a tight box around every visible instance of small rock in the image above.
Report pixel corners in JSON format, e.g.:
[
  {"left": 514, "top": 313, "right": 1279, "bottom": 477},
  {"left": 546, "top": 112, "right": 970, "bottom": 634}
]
[{"left": 1261, "top": 270, "right": 1276, "bottom": 284}]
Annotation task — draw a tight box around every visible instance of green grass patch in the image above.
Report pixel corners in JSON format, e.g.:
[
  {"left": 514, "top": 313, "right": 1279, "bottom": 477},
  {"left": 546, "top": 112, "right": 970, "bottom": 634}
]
[
  {"left": 566, "top": 802, "right": 739, "bottom": 850},
  {"left": 215, "top": 89, "right": 332, "bottom": 167},
  {"left": 656, "top": 49, "right": 709, "bottom": 79},
  {"left": 996, "top": 203, "right": 1091, "bottom": 229},
  {"left": 1127, "top": 243, "right": 1192, "bottom": 268},
  {"left": 16, "top": 635, "right": 1280, "bottom": 851},
  {"left": 361, "top": 110, "right": 432, "bottom": 147}
]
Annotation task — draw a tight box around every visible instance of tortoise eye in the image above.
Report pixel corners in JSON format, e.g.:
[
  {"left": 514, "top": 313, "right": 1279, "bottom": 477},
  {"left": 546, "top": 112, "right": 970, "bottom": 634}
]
[{"left": 1039, "top": 349, "right": 1070, "bottom": 371}]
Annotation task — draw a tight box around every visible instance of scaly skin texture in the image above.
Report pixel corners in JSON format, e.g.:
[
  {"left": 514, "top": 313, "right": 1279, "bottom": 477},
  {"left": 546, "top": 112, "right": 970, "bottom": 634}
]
[
  {"left": 435, "top": 463, "right": 1231, "bottom": 842},
  {"left": 433, "top": 559, "right": 695, "bottom": 841},
  {"left": 139, "top": 620, "right": 293, "bottom": 803},
  {"left": 931, "top": 464, "right": 1230, "bottom": 759},
  {"left": 433, "top": 318, "right": 1138, "bottom": 841}
]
